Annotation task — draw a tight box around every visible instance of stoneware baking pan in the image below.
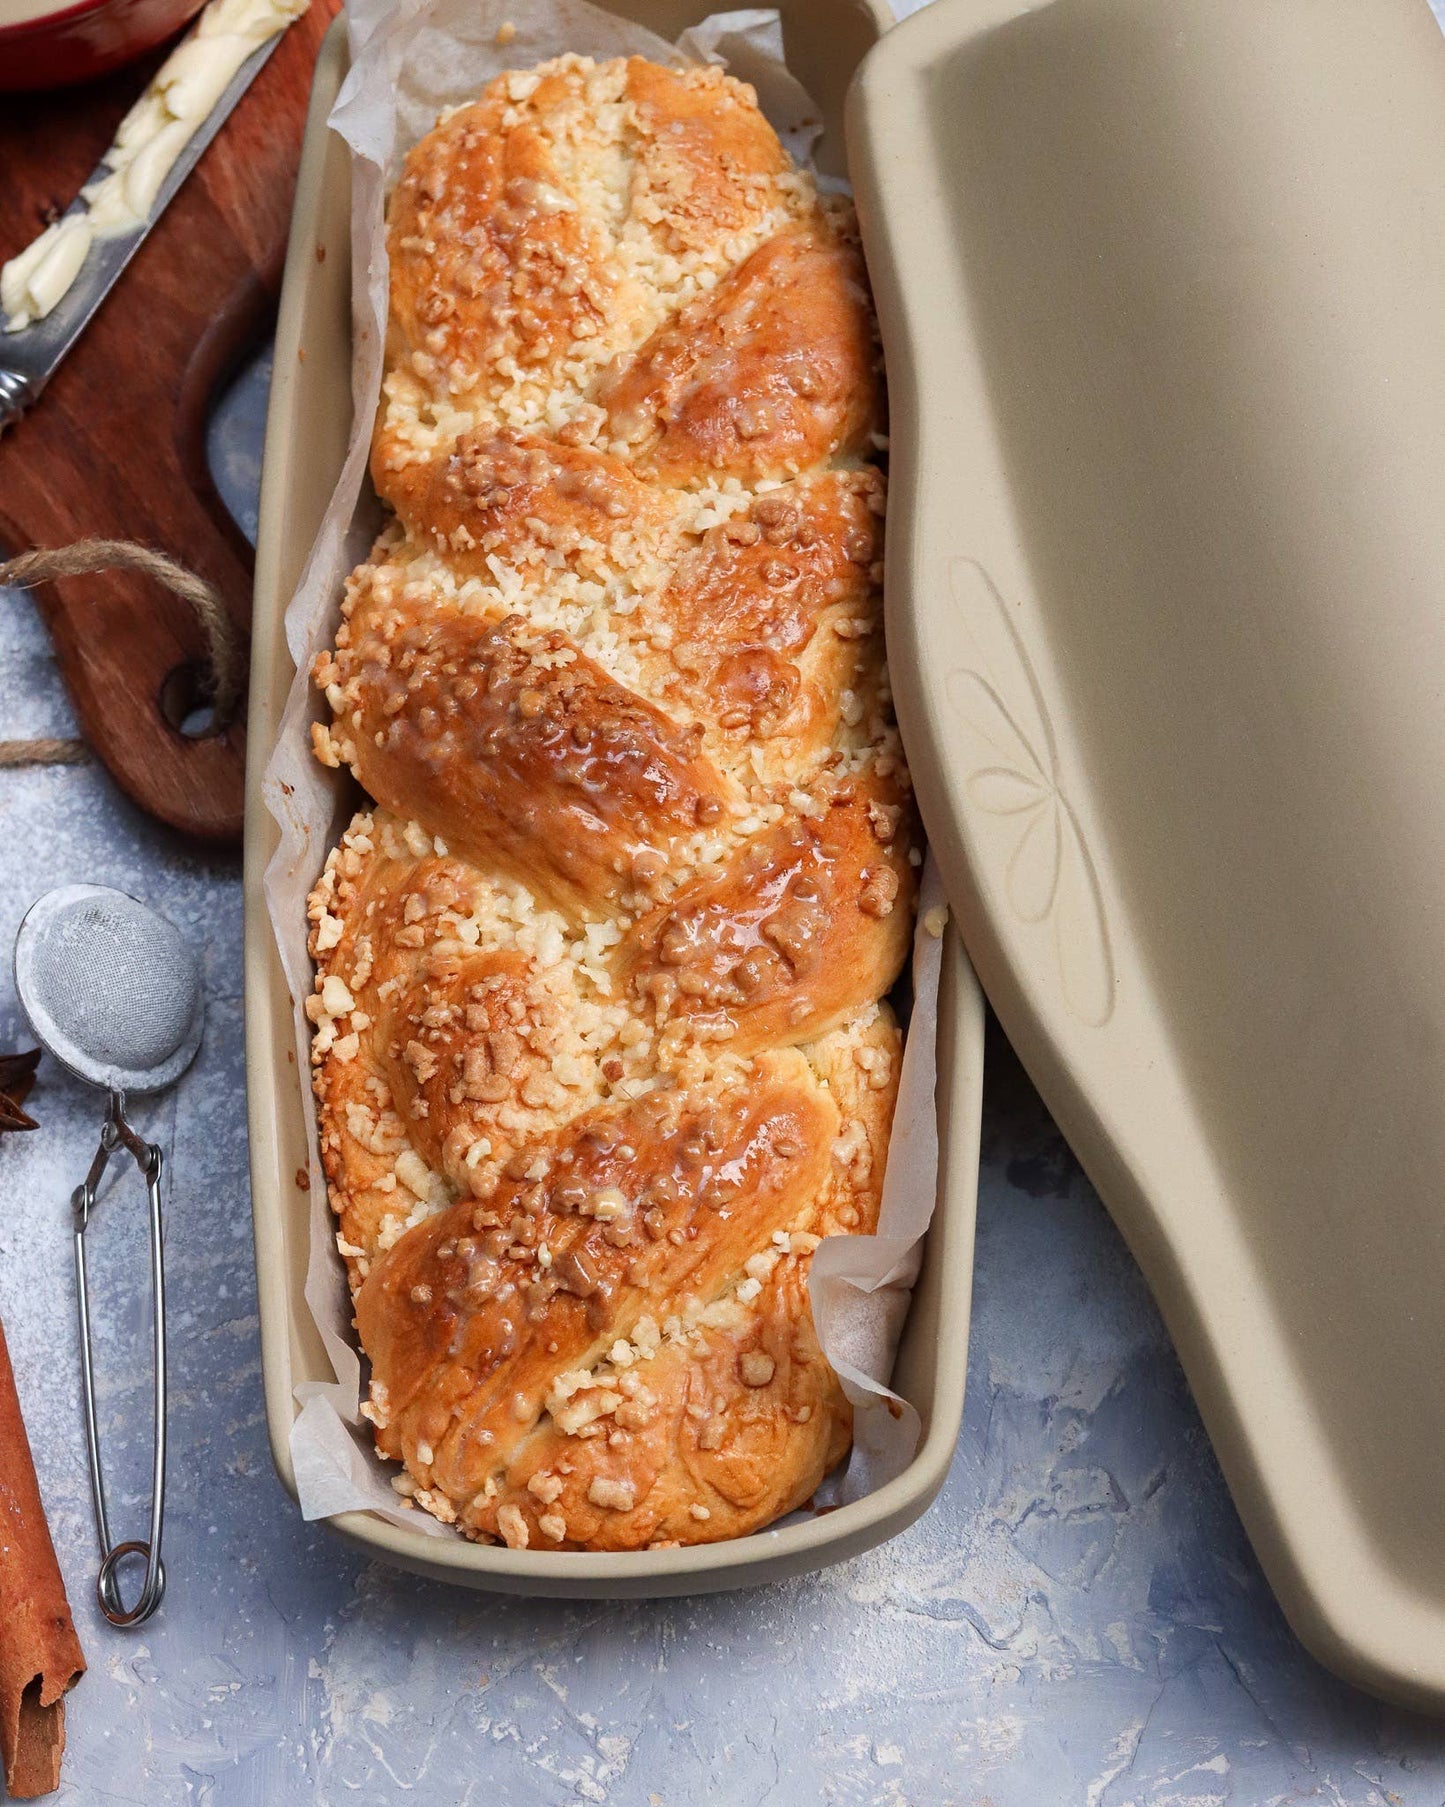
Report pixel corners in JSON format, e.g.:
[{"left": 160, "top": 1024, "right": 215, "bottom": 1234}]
[
  {"left": 244, "top": 0, "right": 987, "bottom": 1598},
  {"left": 851, "top": 0, "right": 1445, "bottom": 1709}
]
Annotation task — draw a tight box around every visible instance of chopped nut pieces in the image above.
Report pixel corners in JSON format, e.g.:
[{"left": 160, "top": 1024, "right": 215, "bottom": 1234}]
[
  {"left": 587, "top": 1477, "right": 636, "bottom": 1512},
  {"left": 740, "top": 1351, "right": 776, "bottom": 1388}
]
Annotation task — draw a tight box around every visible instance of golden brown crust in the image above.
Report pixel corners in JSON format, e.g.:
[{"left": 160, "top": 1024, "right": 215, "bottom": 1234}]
[
  {"left": 324, "top": 600, "right": 735, "bottom": 914},
  {"left": 306, "top": 54, "right": 916, "bottom": 1552},
  {"left": 381, "top": 70, "right": 624, "bottom": 443},
  {"left": 622, "top": 55, "right": 790, "bottom": 253},
  {"left": 624, "top": 773, "right": 917, "bottom": 1058},
  {"left": 600, "top": 226, "right": 883, "bottom": 482},
  {"left": 372, "top": 433, "right": 675, "bottom": 577}
]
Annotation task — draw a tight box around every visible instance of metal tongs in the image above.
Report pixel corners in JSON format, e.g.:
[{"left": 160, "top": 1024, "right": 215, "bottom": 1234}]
[{"left": 15, "top": 885, "right": 203, "bottom": 1627}]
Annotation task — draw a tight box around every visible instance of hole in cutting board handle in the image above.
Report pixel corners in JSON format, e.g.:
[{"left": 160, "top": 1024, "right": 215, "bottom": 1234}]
[{"left": 158, "top": 660, "right": 222, "bottom": 740}]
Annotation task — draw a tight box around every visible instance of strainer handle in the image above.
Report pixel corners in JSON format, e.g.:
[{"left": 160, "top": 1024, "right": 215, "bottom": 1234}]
[{"left": 72, "top": 1090, "right": 167, "bottom": 1629}]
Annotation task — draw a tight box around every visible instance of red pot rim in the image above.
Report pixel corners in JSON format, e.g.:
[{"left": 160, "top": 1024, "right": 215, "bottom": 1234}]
[{"left": 0, "top": 0, "right": 122, "bottom": 40}]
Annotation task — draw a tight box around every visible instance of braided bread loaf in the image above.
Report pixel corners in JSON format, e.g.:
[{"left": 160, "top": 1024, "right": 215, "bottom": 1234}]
[{"left": 305, "top": 54, "right": 919, "bottom": 1551}]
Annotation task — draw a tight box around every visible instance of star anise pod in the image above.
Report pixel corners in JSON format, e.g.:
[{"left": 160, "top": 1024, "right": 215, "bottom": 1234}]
[{"left": 0, "top": 1050, "right": 40, "bottom": 1135}]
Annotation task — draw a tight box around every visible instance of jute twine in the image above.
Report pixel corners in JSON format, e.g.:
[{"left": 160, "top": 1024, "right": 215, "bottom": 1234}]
[{"left": 0, "top": 541, "right": 242, "bottom": 769}]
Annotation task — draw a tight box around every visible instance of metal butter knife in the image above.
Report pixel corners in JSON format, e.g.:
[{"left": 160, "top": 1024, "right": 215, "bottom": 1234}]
[{"left": 0, "top": 30, "right": 291, "bottom": 434}]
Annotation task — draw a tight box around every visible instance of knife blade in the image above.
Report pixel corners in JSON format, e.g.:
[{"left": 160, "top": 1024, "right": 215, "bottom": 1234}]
[{"left": 0, "top": 27, "right": 292, "bottom": 434}]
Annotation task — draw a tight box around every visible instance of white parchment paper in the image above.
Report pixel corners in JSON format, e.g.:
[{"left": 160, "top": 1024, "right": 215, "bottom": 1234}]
[{"left": 262, "top": 0, "right": 948, "bottom": 1534}]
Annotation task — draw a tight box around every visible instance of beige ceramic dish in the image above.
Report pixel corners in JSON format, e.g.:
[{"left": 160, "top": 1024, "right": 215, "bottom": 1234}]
[
  {"left": 243, "top": 0, "right": 987, "bottom": 1598},
  {"left": 852, "top": 0, "right": 1445, "bottom": 1711}
]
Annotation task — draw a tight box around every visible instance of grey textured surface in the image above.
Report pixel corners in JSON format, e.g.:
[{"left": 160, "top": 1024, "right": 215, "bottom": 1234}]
[{"left": 3, "top": 20, "right": 1445, "bottom": 1795}]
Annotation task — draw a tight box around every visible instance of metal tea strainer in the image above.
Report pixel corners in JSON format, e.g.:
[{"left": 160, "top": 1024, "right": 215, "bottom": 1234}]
[{"left": 14, "top": 885, "right": 203, "bottom": 1628}]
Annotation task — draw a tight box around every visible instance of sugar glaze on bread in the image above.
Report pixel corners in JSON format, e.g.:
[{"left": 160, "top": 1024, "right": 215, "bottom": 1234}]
[{"left": 304, "top": 54, "right": 918, "bottom": 1551}]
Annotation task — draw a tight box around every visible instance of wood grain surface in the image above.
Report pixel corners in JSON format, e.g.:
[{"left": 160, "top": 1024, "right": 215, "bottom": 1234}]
[{"left": 0, "top": 0, "right": 340, "bottom": 844}]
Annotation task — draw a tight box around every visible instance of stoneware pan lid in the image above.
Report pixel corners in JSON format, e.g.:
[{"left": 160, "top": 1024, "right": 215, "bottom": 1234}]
[{"left": 850, "top": 0, "right": 1445, "bottom": 1709}]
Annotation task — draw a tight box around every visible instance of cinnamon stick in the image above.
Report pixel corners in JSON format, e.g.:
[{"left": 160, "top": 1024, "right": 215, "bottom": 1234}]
[{"left": 0, "top": 1319, "right": 84, "bottom": 1798}]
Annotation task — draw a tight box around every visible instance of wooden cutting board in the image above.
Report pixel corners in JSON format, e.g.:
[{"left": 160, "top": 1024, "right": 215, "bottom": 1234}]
[{"left": 0, "top": 0, "right": 340, "bottom": 845}]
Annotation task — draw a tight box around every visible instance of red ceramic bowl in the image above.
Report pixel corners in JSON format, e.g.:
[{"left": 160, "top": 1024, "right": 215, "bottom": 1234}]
[{"left": 0, "top": 0, "right": 206, "bottom": 91}]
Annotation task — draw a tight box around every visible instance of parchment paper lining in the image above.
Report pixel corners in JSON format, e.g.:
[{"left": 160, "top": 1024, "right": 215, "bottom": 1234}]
[{"left": 261, "top": 0, "right": 946, "bottom": 1537}]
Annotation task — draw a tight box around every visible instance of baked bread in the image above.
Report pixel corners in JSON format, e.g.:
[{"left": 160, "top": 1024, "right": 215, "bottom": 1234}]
[{"left": 304, "top": 53, "right": 919, "bottom": 1551}]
